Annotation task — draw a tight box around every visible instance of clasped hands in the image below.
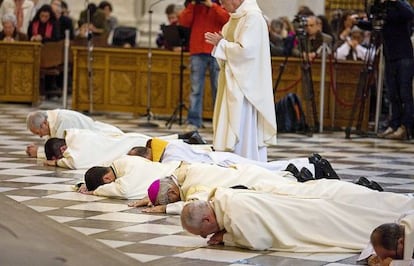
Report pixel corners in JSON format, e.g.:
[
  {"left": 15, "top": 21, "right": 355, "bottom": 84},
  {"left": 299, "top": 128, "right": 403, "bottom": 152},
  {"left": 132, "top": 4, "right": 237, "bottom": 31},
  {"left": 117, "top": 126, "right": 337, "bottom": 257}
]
[
  {"left": 26, "top": 144, "right": 38, "bottom": 157},
  {"left": 205, "top": 32, "right": 223, "bottom": 46}
]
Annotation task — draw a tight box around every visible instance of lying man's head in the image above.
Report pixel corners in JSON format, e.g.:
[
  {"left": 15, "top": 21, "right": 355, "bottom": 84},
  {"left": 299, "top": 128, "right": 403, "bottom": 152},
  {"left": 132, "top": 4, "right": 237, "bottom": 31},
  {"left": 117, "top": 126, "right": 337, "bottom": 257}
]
[
  {"left": 371, "top": 223, "right": 405, "bottom": 261},
  {"left": 181, "top": 200, "right": 219, "bottom": 238},
  {"left": 147, "top": 176, "right": 181, "bottom": 205},
  {"left": 127, "top": 146, "right": 152, "bottom": 160},
  {"left": 26, "top": 110, "right": 50, "bottom": 137},
  {"left": 44, "top": 138, "right": 67, "bottom": 160},
  {"left": 84, "top": 166, "right": 116, "bottom": 191}
]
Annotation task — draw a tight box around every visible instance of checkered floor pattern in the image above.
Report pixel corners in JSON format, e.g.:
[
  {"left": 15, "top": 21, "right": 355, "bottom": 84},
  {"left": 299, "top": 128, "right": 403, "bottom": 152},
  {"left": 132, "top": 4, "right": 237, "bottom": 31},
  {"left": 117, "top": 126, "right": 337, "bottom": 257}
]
[{"left": 0, "top": 101, "right": 413, "bottom": 266}]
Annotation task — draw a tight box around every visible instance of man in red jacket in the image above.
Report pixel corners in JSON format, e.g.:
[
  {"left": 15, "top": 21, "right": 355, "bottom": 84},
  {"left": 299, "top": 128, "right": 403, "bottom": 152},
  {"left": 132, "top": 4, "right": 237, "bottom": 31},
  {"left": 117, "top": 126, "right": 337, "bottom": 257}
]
[{"left": 179, "top": 0, "right": 229, "bottom": 131}]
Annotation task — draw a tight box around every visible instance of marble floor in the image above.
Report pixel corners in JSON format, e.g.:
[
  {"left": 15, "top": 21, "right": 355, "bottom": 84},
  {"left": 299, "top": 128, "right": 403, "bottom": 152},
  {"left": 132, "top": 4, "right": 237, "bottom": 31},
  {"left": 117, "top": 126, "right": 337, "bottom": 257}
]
[{"left": 0, "top": 101, "right": 413, "bottom": 266}]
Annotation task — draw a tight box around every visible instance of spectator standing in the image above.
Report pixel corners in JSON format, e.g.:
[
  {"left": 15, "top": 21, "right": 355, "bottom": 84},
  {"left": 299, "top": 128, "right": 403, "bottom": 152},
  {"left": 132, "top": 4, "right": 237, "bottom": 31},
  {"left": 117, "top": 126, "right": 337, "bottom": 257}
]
[
  {"left": 50, "top": 0, "right": 74, "bottom": 40},
  {"left": 27, "top": 4, "right": 59, "bottom": 42},
  {"left": 377, "top": 0, "right": 414, "bottom": 140},
  {"left": 77, "top": 3, "right": 107, "bottom": 37},
  {"left": 179, "top": 0, "right": 229, "bottom": 131},
  {"left": 98, "top": 1, "right": 117, "bottom": 33}
]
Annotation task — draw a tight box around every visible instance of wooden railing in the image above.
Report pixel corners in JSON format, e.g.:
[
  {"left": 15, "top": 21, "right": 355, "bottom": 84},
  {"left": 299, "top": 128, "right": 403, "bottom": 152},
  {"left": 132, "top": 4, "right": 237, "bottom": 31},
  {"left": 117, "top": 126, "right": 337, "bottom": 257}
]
[
  {"left": 0, "top": 41, "right": 41, "bottom": 104},
  {"left": 71, "top": 47, "right": 369, "bottom": 130}
]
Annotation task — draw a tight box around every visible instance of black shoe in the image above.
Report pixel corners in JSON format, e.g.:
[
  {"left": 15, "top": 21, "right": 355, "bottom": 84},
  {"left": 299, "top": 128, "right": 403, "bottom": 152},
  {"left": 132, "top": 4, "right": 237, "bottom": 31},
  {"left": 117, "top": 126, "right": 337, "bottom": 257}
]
[
  {"left": 369, "top": 180, "right": 384, "bottom": 192},
  {"left": 178, "top": 130, "right": 197, "bottom": 140},
  {"left": 297, "top": 167, "right": 314, "bottom": 182},
  {"left": 317, "top": 158, "right": 340, "bottom": 179},
  {"left": 355, "top": 176, "right": 371, "bottom": 187},
  {"left": 285, "top": 163, "right": 299, "bottom": 178},
  {"left": 308, "top": 153, "right": 322, "bottom": 164},
  {"left": 186, "top": 131, "right": 207, "bottom": 144},
  {"left": 309, "top": 153, "right": 323, "bottom": 178},
  {"left": 355, "top": 177, "right": 384, "bottom": 192}
]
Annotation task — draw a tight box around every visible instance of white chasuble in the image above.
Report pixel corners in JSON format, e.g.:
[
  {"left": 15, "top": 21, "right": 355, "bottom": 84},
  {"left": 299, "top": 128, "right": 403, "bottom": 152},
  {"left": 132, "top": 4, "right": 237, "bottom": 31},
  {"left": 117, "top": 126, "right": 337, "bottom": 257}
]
[{"left": 211, "top": 187, "right": 412, "bottom": 252}]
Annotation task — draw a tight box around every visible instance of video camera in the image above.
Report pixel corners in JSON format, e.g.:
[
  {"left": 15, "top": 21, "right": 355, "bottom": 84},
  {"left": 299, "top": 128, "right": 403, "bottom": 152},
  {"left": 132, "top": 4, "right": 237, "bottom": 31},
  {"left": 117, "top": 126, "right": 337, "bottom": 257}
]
[
  {"left": 359, "top": 0, "right": 390, "bottom": 31},
  {"left": 292, "top": 15, "right": 308, "bottom": 37}
]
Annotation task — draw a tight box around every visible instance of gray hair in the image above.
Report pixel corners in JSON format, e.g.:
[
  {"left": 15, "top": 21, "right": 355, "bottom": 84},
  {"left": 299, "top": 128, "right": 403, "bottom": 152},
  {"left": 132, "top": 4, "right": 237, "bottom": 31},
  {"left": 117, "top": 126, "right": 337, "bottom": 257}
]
[
  {"left": 270, "top": 18, "right": 284, "bottom": 31},
  {"left": 156, "top": 175, "right": 177, "bottom": 205},
  {"left": 181, "top": 200, "right": 210, "bottom": 231},
  {"left": 26, "top": 110, "right": 48, "bottom": 130},
  {"left": 2, "top": 13, "right": 17, "bottom": 27}
]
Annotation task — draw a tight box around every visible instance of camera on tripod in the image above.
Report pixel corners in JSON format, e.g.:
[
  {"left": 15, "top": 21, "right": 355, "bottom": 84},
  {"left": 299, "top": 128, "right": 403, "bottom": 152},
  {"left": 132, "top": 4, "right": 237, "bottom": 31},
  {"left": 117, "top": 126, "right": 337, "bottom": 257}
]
[
  {"left": 292, "top": 15, "right": 308, "bottom": 37},
  {"left": 362, "top": 0, "right": 390, "bottom": 31}
]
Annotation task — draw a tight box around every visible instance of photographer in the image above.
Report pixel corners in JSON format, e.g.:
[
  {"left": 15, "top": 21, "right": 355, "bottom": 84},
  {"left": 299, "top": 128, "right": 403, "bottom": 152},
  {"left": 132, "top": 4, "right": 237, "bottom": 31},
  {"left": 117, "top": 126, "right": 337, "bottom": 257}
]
[
  {"left": 179, "top": 0, "right": 229, "bottom": 131},
  {"left": 377, "top": 0, "right": 414, "bottom": 140},
  {"left": 335, "top": 26, "right": 368, "bottom": 61}
]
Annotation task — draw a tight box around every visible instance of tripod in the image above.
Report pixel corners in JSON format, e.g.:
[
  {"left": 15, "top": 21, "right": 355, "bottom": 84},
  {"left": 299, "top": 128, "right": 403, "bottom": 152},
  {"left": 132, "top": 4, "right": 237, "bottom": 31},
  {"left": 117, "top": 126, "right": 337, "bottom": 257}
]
[
  {"left": 165, "top": 26, "right": 190, "bottom": 129},
  {"left": 138, "top": 0, "right": 163, "bottom": 128},
  {"left": 344, "top": 30, "right": 381, "bottom": 139},
  {"left": 296, "top": 27, "right": 319, "bottom": 136},
  {"left": 84, "top": 1, "right": 94, "bottom": 114}
]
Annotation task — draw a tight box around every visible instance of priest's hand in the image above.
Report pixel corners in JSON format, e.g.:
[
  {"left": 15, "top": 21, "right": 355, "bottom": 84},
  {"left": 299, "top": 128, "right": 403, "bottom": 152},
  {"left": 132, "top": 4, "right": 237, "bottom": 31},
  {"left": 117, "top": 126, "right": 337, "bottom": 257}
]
[
  {"left": 77, "top": 184, "right": 88, "bottom": 193},
  {"left": 26, "top": 144, "right": 38, "bottom": 157},
  {"left": 80, "top": 190, "right": 94, "bottom": 195},
  {"left": 128, "top": 197, "right": 150, "bottom": 208},
  {"left": 205, "top": 32, "right": 223, "bottom": 46},
  {"left": 367, "top": 254, "right": 380, "bottom": 266},
  {"left": 367, "top": 254, "right": 392, "bottom": 266},
  {"left": 44, "top": 160, "right": 58, "bottom": 167},
  {"left": 207, "top": 230, "right": 225, "bottom": 245},
  {"left": 141, "top": 205, "right": 166, "bottom": 213},
  {"left": 78, "top": 184, "right": 93, "bottom": 195}
]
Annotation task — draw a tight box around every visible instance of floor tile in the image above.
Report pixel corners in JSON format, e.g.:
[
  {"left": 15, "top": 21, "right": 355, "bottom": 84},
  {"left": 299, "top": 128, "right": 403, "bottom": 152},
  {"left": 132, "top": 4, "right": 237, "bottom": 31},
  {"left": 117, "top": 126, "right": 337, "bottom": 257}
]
[
  {"left": 118, "top": 223, "right": 183, "bottom": 234},
  {"left": 66, "top": 202, "right": 131, "bottom": 212},
  {"left": 44, "top": 192, "right": 104, "bottom": 201},
  {"left": 174, "top": 248, "right": 260, "bottom": 263},
  {"left": 88, "top": 212, "right": 165, "bottom": 223},
  {"left": 6, "top": 176, "right": 73, "bottom": 183},
  {"left": 140, "top": 235, "right": 208, "bottom": 247}
]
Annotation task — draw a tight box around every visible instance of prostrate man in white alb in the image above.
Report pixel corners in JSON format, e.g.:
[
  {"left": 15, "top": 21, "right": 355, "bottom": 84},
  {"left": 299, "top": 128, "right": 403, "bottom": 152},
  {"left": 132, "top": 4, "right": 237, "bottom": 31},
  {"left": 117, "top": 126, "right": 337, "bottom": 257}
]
[
  {"left": 80, "top": 155, "right": 181, "bottom": 199},
  {"left": 358, "top": 211, "right": 414, "bottom": 266},
  {"left": 26, "top": 109, "right": 123, "bottom": 158},
  {"left": 181, "top": 187, "right": 414, "bottom": 252},
  {"left": 43, "top": 128, "right": 187, "bottom": 169},
  {"left": 84, "top": 158, "right": 296, "bottom": 201},
  {"left": 128, "top": 138, "right": 319, "bottom": 175}
]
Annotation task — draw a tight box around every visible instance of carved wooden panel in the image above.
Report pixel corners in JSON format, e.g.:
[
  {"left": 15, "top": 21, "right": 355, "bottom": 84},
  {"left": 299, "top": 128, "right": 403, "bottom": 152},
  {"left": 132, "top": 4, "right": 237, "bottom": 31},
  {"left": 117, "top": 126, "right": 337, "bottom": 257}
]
[
  {"left": 71, "top": 47, "right": 369, "bottom": 129},
  {"left": 0, "top": 42, "right": 41, "bottom": 104},
  {"left": 10, "top": 63, "right": 34, "bottom": 95},
  {"left": 109, "top": 70, "right": 136, "bottom": 106}
]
